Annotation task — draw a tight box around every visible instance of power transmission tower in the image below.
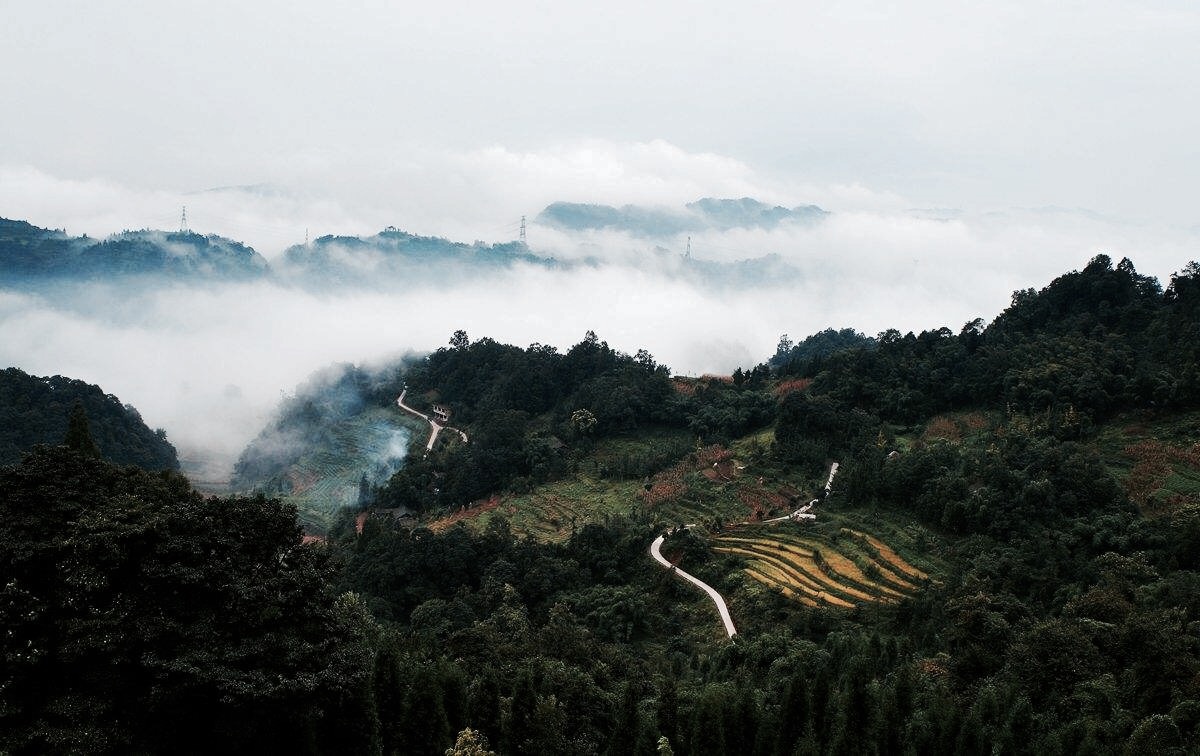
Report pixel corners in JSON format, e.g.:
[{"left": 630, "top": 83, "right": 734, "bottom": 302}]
[
  {"left": 685, "top": 236, "right": 691, "bottom": 259},
  {"left": 180, "top": 206, "right": 188, "bottom": 232},
  {"left": 519, "top": 215, "right": 527, "bottom": 244}
]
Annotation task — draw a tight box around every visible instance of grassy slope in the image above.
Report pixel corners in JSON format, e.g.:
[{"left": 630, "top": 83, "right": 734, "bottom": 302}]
[
  {"left": 1090, "top": 409, "right": 1200, "bottom": 512},
  {"left": 282, "top": 407, "right": 425, "bottom": 534},
  {"left": 462, "top": 428, "right": 691, "bottom": 540}
]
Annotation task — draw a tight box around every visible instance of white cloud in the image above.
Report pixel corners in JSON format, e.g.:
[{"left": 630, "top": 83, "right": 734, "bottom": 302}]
[{"left": 3, "top": 143, "right": 1198, "bottom": 481}]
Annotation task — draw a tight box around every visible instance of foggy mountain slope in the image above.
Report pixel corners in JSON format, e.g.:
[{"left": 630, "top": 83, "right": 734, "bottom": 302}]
[
  {"left": 255, "top": 253, "right": 1200, "bottom": 538},
  {"left": 7, "top": 200, "right": 1176, "bottom": 486},
  {"left": 0, "top": 217, "right": 268, "bottom": 282},
  {"left": 230, "top": 361, "right": 422, "bottom": 533},
  {"left": 278, "top": 226, "right": 555, "bottom": 287},
  {"left": 1, "top": 210, "right": 811, "bottom": 292},
  {"left": 0, "top": 366, "right": 178, "bottom": 470},
  {"left": 686, "top": 197, "right": 828, "bottom": 231},
  {"left": 270, "top": 220, "right": 808, "bottom": 289},
  {"left": 536, "top": 196, "right": 828, "bottom": 236},
  {"left": 0, "top": 218, "right": 79, "bottom": 276}
]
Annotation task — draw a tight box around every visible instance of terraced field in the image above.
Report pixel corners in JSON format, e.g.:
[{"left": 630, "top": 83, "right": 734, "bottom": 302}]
[
  {"left": 712, "top": 524, "right": 929, "bottom": 608},
  {"left": 474, "top": 477, "right": 643, "bottom": 541},
  {"left": 279, "top": 408, "right": 417, "bottom": 533},
  {"left": 468, "top": 437, "right": 763, "bottom": 542}
]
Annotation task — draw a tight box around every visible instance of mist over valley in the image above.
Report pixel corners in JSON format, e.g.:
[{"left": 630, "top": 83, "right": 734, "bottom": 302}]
[{"left": 5, "top": 185, "right": 1196, "bottom": 484}]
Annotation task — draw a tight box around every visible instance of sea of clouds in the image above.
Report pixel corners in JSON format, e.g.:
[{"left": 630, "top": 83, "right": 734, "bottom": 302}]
[{"left": 2, "top": 140, "right": 1196, "bottom": 480}]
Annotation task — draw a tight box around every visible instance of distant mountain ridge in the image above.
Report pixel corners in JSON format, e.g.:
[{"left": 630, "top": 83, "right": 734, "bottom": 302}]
[
  {"left": 0, "top": 218, "right": 267, "bottom": 282},
  {"left": 536, "top": 196, "right": 828, "bottom": 236},
  {"left": 280, "top": 227, "right": 550, "bottom": 286},
  {"left": 0, "top": 198, "right": 815, "bottom": 289}
]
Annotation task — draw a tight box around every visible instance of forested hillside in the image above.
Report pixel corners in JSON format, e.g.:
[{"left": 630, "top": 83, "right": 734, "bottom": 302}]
[
  {"left": 278, "top": 227, "right": 548, "bottom": 287},
  {"left": 0, "top": 367, "right": 178, "bottom": 470},
  {"left": 376, "top": 330, "right": 775, "bottom": 512},
  {"left": 786, "top": 255, "right": 1200, "bottom": 423},
  {"left": 7, "top": 254, "right": 1200, "bottom": 754},
  {"left": 0, "top": 209, "right": 816, "bottom": 292},
  {"left": 335, "top": 253, "right": 1200, "bottom": 753}
]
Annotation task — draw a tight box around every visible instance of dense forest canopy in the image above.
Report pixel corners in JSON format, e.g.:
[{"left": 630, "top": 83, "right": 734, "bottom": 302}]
[
  {"left": 0, "top": 446, "right": 376, "bottom": 754},
  {"left": 0, "top": 366, "right": 178, "bottom": 470},
  {"left": 781, "top": 255, "right": 1200, "bottom": 423}
]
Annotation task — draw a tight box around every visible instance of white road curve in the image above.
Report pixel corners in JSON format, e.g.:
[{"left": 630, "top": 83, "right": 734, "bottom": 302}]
[
  {"left": 824, "top": 461, "right": 839, "bottom": 493},
  {"left": 762, "top": 504, "right": 817, "bottom": 524},
  {"left": 651, "top": 528, "right": 738, "bottom": 638},
  {"left": 396, "top": 389, "right": 469, "bottom": 455},
  {"left": 761, "top": 462, "right": 839, "bottom": 524}
]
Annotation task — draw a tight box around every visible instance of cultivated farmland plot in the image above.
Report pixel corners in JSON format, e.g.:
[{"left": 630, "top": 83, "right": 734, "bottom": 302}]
[
  {"left": 713, "top": 524, "right": 930, "bottom": 608},
  {"left": 469, "top": 477, "right": 643, "bottom": 541},
  {"left": 279, "top": 408, "right": 415, "bottom": 533}
]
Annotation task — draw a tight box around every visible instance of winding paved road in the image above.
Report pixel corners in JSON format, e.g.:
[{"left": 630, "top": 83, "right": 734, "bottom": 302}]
[
  {"left": 761, "top": 461, "right": 839, "bottom": 524},
  {"left": 650, "top": 461, "right": 841, "bottom": 637},
  {"left": 824, "top": 461, "right": 839, "bottom": 493},
  {"left": 396, "top": 389, "right": 469, "bottom": 456},
  {"left": 650, "top": 527, "right": 738, "bottom": 638}
]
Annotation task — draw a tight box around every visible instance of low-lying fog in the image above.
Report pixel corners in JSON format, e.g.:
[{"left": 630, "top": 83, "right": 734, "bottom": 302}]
[{"left": 2, "top": 148, "right": 1197, "bottom": 482}]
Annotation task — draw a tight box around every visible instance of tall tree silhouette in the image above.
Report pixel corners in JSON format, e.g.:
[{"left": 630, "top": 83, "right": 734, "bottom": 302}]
[{"left": 63, "top": 400, "right": 99, "bottom": 458}]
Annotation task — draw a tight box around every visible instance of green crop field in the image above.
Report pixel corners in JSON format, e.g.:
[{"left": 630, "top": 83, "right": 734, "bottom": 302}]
[
  {"left": 279, "top": 407, "right": 422, "bottom": 534},
  {"left": 470, "top": 476, "right": 644, "bottom": 541}
]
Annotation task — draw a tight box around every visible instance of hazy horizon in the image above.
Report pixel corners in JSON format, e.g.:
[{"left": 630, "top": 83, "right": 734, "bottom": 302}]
[{"left": 3, "top": 1, "right": 1198, "bottom": 479}]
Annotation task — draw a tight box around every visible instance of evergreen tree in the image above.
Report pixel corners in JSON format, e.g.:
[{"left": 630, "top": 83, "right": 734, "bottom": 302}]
[
  {"left": 774, "top": 672, "right": 810, "bottom": 756},
  {"left": 63, "top": 400, "right": 99, "bottom": 457},
  {"left": 689, "top": 686, "right": 729, "bottom": 756},
  {"left": 504, "top": 669, "right": 537, "bottom": 756},
  {"left": 374, "top": 645, "right": 404, "bottom": 755},
  {"left": 657, "top": 675, "right": 681, "bottom": 751},
  {"left": 606, "top": 682, "right": 640, "bottom": 755},
  {"left": 402, "top": 665, "right": 451, "bottom": 756}
]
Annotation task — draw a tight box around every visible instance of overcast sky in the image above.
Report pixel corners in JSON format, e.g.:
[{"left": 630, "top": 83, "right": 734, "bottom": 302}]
[
  {"left": 4, "top": 1, "right": 1200, "bottom": 475},
  {"left": 3, "top": 0, "right": 1198, "bottom": 231}
]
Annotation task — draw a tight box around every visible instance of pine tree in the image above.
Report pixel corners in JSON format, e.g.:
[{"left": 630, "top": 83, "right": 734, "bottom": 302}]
[
  {"left": 774, "top": 673, "right": 810, "bottom": 756},
  {"left": 374, "top": 645, "right": 404, "bottom": 755},
  {"left": 607, "top": 682, "right": 640, "bottom": 756},
  {"left": 689, "top": 686, "right": 729, "bottom": 756},
  {"left": 657, "top": 675, "right": 680, "bottom": 750},
  {"left": 63, "top": 400, "right": 100, "bottom": 458},
  {"left": 504, "top": 669, "right": 537, "bottom": 756},
  {"left": 403, "top": 665, "right": 451, "bottom": 756}
]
